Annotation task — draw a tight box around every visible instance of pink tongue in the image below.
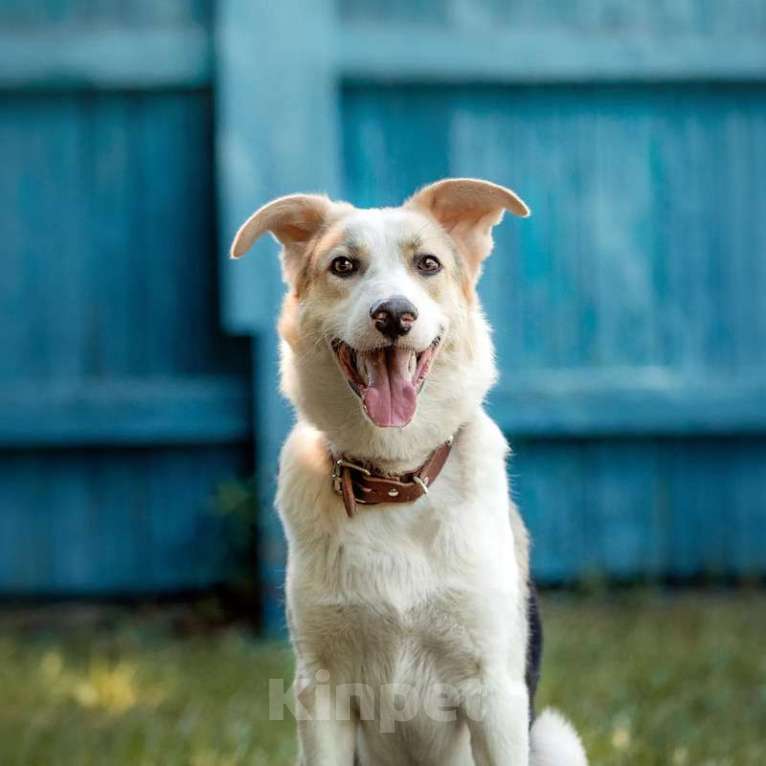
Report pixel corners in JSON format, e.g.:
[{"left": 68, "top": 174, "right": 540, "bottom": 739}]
[{"left": 362, "top": 347, "right": 417, "bottom": 427}]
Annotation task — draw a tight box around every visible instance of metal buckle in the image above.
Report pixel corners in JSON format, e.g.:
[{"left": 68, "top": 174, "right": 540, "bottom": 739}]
[
  {"left": 331, "top": 458, "right": 371, "bottom": 495},
  {"left": 413, "top": 475, "right": 429, "bottom": 495}
]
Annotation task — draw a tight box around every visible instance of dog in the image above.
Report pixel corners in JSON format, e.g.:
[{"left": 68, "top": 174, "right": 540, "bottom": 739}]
[{"left": 231, "top": 178, "right": 588, "bottom": 766}]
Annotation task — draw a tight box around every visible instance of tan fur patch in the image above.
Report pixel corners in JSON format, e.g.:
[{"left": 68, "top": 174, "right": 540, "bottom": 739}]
[
  {"left": 278, "top": 292, "right": 301, "bottom": 350},
  {"left": 293, "top": 219, "right": 350, "bottom": 298},
  {"left": 406, "top": 178, "right": 529, "bottom": 283}
]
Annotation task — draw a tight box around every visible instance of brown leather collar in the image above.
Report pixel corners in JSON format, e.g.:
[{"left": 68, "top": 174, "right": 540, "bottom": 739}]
[{"left": 331, "top": 437, "right": 455, "bottom": 517}]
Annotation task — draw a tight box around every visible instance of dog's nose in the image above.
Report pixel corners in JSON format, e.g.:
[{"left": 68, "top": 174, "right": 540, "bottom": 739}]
[{"left": 370, "top": 296, "right": 418, "bottom": 340}]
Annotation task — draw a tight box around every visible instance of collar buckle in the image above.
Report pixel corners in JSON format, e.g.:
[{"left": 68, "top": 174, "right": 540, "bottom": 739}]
[
  {"left": 412, "top": 475, "right": 430, "bottom": 495},
  {"left": 332, "top": 457, "right": 371, "bottom": 494}
]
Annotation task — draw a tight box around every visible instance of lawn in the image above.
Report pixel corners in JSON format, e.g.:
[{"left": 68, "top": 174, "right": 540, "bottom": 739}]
[{"left": 1, "top": 591, "right": 764, "bottom": 765}]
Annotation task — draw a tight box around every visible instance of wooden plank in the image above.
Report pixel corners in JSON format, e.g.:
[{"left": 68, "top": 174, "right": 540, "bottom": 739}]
[
  {"left": 339, "top": 25, "right": 766, "bottom": 83},
  {"left": 0, "top": 0, "right": 211, "bottom": 28},
  {"left": 662, "top": 439, "right": 731, "bottom": 579},
  {"left": 0, "top": 444, "right": 241, "bottom": 595},
  {"left": 50, "top": 458, "right": 102, "bottom": 592},
  {"left": 342, "top": 85, "right": 451, "bottom": 205},
  {"left": 217, "top": 0, "right": 341, "bottom": 636},
  {"left": 0, "top": 93, "right": 88, "bottom": 380},
  {"left": 513, "top": 440, "right": 587, "bottom": 582},
  {"left": 8, "top": 19, "right": 763, "bottom": 94},
  {"left": 0, "top": 453, "right": 52, "bottom": 590},
  {"left": 0, "top": 26, "right": 212, "bottom": 90},
  {"left": 729, "top": 440, "right": 766, "bottom": 577},
  {"left": 84, "top": 93, "right": 137, "bottom": 375},
  {"left": 585, "top": 441, "right": 664, "bottom": 580},
  {"left": 339, "top": 0, "right": 766, "bottom": 34},
  {"left": 0, "top": 377, "right": 250, "bottom": 446},
  {"left": 520, "top": 435, "right": 766, "bottom": 585},
  {"left": 340, "top": 82, "right": 766, "bottom": 377},
  {"left": 217, "top": 0, "right": 341, "bottom": 333},
  {"left": 489, "top": 369, "right": 766, "bottom": 438},
  {"left": 130, "top": 91, "right": 224, "bottom": 375},
  {"left": 145, "top": 448, "right": 234, "bottom": 590},
  {"left": 1, "top": 89, "right": 248, "bottom": 377}
]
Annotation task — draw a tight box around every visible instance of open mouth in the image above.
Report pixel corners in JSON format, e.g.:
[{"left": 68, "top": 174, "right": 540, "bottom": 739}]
[{"left": 331, "top": 336, "right": 441, "bottom": 428}]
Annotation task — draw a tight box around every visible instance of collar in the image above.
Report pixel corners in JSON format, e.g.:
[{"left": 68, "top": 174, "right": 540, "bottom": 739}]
[{"left": 330, "top": 436, "right": 455, "bottom": 518}]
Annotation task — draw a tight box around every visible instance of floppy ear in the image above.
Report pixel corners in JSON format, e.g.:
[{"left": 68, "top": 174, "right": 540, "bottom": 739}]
[
  {"left": 406, "top": 178, "right": 530, "bottom": 278},
  {"left": 230, "top": 194, "right": 343, "bottom": 284}
]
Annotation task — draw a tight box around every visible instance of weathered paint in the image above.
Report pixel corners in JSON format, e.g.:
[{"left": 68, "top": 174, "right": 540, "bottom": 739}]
[
  {"left": 216, "top": 0, "right": 342, "bottom": 633},
  {"left": 0, "top": 2, "right": 250, "bottom": 595},
  {"left": 342, "top": 80, "right": 766, "bottom": 586},
  {"left": 217, "top": 1, "right": 766, "bottom": 634},
  {"left": 2, "top": 1, "right": 766, "bottom": 629}
]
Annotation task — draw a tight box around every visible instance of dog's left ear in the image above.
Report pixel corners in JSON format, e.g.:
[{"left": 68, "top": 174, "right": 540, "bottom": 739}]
[
  {"left": 406, "top": 178, "right": 530, "bottom": 278},
  {"left": 230, "top": 194, "right": 349, "bottom": 284}
]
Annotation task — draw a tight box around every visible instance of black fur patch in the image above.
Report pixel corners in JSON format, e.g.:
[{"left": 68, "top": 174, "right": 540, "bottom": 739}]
[{"left": 526, "top": 581, "right": 543, "bottom": 723}]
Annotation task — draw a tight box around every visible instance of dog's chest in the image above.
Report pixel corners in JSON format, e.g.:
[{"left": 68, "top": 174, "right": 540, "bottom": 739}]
[
  {"left": 308, "top": 588, "right": 480, "bottom": 688},
  {"left": 292, "top": 505, "right": 520, "bottom": 689}
]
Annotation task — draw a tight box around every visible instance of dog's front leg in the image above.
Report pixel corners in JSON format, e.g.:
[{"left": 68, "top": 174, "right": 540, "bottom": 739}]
[
  {"left": 297, "top": 717, "right": 355, "bottom": 766},
  {"left": 295, "top": 671, "right": 356, "bottom": 766},
  {"left": 463, "top": 676, "right": 529, "bottom": 766}
]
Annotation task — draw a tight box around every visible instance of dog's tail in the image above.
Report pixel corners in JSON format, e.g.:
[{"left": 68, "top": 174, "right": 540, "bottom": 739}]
[{"left": 530, "top": 708, "right": 588, "bottom": 766}]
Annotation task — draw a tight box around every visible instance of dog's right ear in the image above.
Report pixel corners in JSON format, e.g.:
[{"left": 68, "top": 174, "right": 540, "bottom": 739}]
[
  {"left": 406, "top": 178, "right": 530, "bottom": 281},
  {"left": 230, "top": 194, "right": 342, "bottom": 284}
]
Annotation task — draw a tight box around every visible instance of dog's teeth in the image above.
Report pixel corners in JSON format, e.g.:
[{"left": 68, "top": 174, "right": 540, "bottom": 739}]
[{"left": 408, "top": 353, "right": 416, "bottom": 377}]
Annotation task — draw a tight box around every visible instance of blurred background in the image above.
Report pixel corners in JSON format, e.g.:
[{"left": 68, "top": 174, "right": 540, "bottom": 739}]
[{"left": 1, "top": 1, "right": 765, "bottom": 764}]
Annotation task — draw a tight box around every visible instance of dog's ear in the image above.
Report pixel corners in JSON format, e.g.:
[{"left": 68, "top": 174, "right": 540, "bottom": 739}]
[
  {"left": 406, "top": 178, "right": 530, "bottom": 278},
  {"left": 230, "top": 194, "right": 345, "bottom": 284}
]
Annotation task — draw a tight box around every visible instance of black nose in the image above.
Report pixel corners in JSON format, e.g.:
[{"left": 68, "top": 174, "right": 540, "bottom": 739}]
[{"left": 370, "top": 296, "right": 418, "bottom": 340}]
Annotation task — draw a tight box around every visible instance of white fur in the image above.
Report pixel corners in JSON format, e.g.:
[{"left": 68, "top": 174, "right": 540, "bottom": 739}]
[
  {"left": 236, "top": 183, "right": 587, "bottom": 765},
  {"left": 531, "top": 709, "right": 589, "bottom": 766},
  {"left": 280, "top": 206, "right": 495, "bottom": 469}
]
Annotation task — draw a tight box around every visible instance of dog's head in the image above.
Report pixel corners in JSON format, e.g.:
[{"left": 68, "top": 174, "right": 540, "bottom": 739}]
[{"left": 231, "top": 178, "right": 529, "bottom": 459}]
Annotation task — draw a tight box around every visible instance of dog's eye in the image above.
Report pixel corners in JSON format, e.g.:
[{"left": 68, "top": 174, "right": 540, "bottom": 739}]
[
  {"left": 330, "top": 256, "right": 359, "bottom": 277},
  {"left": 415, "top": 254, "right": 442, "bottom": 275}
]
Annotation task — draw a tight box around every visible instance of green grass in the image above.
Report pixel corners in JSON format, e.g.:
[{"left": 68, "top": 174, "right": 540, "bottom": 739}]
[{"left": 1, "top": 592, "right": 764, "bottom": 765}]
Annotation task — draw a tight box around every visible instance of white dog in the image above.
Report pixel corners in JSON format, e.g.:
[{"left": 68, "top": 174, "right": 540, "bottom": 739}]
[{"left": 232, "top": 178, "right": 588, "bottom": 766}]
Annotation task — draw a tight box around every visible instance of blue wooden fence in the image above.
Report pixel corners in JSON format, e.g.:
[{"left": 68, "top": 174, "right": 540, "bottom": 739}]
[
  {"left": 218, "top": 0, "right": 766, "bottom": 634},
  {"left": 2, "top": 2, "right": 766, "bottom": 630},
  {"left": 0, "top": 1, "right": 250, "bottom": 594}
]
